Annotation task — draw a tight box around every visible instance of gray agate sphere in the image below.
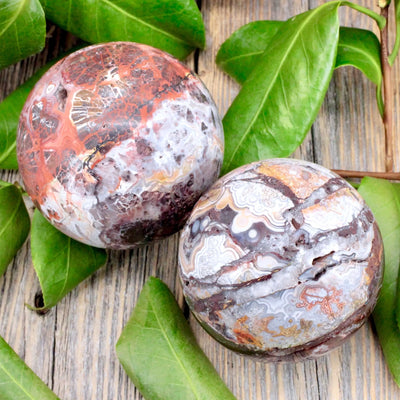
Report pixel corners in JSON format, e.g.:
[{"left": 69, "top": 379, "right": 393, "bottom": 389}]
[{"left": 179, "top": 159, "right": 383, "bottom": 361}]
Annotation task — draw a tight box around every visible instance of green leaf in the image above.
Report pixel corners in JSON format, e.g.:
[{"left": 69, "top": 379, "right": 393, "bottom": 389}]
[
  {"left": 31, "top": 209, "right": 107, "bottom": 309},
  {"left": 0, "top": 334, "right": 59, "bottom": 399},
  {"left": 216, "top": 20, "right": 283, "bottom": 85},
  {"left": 221, "top": 2, "right": 340, "bottom": 175},
  {"left": 0, "top": 183, "right": 30, "bottom": 277},
  {"left": 39, "top": 0, "right": 205, "bottom": 60},
  {"left": 0, "top": 45, "right": 87, "bottom": 170},
  {"left": 336, "top": 27, "right": 383, "bottom": 116},
  {"left": 358, "top": 177, "right": 400, "bottom": 387},
  {"left": 116, "top": 277, "right": 236, "bottom": 400},
  {"left": 0, "top": 0, "right": 46, "bottom": 70},
  {"left": 217, "top": 24, "right": 383, "bottom": 115}
]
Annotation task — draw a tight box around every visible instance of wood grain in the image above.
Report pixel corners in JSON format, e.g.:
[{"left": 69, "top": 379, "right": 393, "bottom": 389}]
[{"left": 1, "top": 1, "right": 400, "bottom": 399}]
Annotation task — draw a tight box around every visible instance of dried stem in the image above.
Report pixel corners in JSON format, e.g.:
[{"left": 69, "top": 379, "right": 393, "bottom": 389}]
[
  {"left": 333, "top": 169, "right": 400, "bottom": 180},
  {"left": 381, "top": 5, "right": 394, "bottom": 172}
]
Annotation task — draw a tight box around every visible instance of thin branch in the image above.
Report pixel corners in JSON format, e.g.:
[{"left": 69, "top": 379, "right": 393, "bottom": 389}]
[
  {"left": 333, "top": 169, "right": 400, "bottom": 180},
  {"left": 380, "top": 5, "right": 394, "bottom": 172},
  {"left": 388, "top": 2, "right": 400, "bottom": 65},
  {"left": 337, "top": 4, "right": 395, "bottom": 180}
]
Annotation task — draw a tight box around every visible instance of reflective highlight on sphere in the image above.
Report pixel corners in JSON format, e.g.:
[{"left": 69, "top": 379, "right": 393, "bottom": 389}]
[
  {"left": 179, "top": 159, "right": 383, "bottom": 361},
  {"left": 17, "top": 42, "right": 224, "bottom": 249}
]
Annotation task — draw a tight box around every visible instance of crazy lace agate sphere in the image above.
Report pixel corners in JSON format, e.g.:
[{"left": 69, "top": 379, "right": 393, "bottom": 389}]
[
  {"left": 17, "top": 42, "right": 224, "bottom": 249},
  {"left": 179, "top": 159, "right": 383, "bottom": 361}
]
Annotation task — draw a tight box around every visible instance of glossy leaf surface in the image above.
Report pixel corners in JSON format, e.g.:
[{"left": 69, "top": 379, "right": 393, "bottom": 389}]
[
  {"left": 0, "top": 335, "right": 59, "bottom": 399},
  {"left": 358, "top": 177, "right": 400, "bottom": 387},
  {"left": 217, "top": 23, "right": 383, "bottom": 114},
  {"left": 336, "top": 27, "right": 381, "bottom": 85},
  {"left": 336, "top": 27, "right": 383, "bottom": 115},
  {"left": 216, "top": 20, "right": 283, "bottom": 85},
  {"left": 0, "top": 0, "right": 46, "bottom": 69},
  {"left": 0, "top": 183, "right": 30, "bottom": 277},
  {"left": 221, "top": 2, "right": 340, "bottom": 175},
  {"left": 116, "top": 277, "right": 236, "bottom": 400},
  {"left": 39, "top": 0, "right": 205, "bottom": 60},
  {"left": 31, "top": 209, "right": 107, "bottom": 309}
]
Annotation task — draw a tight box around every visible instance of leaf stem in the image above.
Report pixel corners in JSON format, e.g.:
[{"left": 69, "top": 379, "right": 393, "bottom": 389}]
[
  {"left": 341, "top": 1, "right": 386, "bottom": 30},
  {"left": 389, "top": 3, "right": 400, "bottom": 65},
  {"left": 380, "top": 5, "right": 394, "bottom": 173}
]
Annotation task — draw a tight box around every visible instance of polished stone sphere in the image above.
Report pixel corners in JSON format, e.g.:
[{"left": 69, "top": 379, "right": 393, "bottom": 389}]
[
  {"left": 17, "top": 42, "right": 224, "bottom": 249},
  {"left": 179, "top": 159, "right": 383, "bottom": 361}
]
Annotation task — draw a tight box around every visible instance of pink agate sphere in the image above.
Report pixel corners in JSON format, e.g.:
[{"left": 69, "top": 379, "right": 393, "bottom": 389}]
[{"left": 17, "top": 42, "right": 224, "bottom": 249}]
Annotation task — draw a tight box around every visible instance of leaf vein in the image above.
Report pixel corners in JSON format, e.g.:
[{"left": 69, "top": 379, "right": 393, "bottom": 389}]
[
  {"left": 0, "top": 0, "right": 29, "bottom": 39},
  {"left": 0, "top": 189, "right": 21, "bottom": 238},
  {"left": 99, "top": 0, "right": 188, "bottom": 45},
  {"left": 220, "top": 50, "right": 264, "bottom": 65},
  {"left": 0, "top": 360, "right": 36, "bottom": 400},
  {"left": 149, "top": 300, "right": 201, "bottom": 400},
  {"left": 337, "top": 42, "right": 381, "bottom": 80},
  {"left": 54, "top": 237, "right": 72, "bottom": 304}
]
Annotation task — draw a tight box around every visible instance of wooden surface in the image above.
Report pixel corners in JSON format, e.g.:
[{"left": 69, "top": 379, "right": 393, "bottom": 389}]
[{"left": 1, "top": 1, "right": 400, "bottom": 399}]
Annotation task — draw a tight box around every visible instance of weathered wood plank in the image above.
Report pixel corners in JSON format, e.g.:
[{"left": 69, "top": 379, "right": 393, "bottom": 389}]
[{"left": 0, "top": 1, "right": 400, "bottom": 399}]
